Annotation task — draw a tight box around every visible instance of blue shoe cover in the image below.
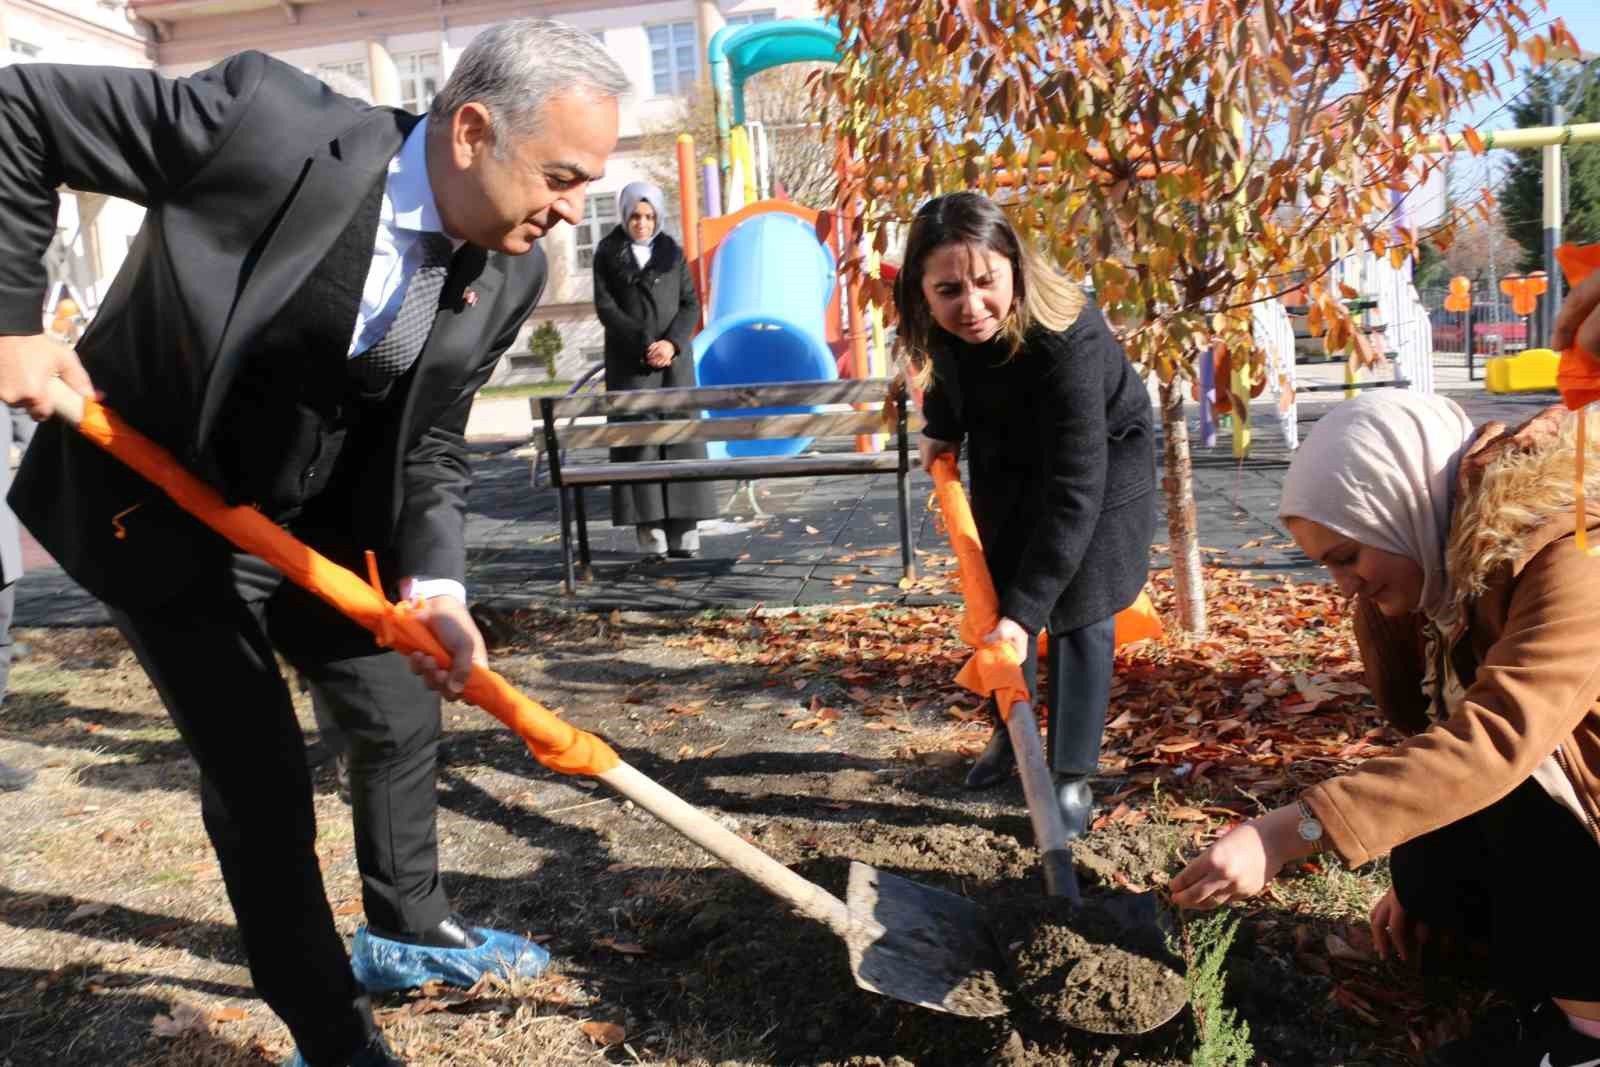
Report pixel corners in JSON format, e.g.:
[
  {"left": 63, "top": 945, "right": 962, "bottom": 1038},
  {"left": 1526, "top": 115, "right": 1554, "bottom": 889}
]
[{"left": 350, "top": 924, "right": 551, "bottom": 994}]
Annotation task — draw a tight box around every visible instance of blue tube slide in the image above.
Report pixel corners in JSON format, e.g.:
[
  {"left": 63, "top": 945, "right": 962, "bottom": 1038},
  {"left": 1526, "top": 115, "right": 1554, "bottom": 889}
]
[{"left": 691, "top": 212, "right": 838, "bottom": 458}]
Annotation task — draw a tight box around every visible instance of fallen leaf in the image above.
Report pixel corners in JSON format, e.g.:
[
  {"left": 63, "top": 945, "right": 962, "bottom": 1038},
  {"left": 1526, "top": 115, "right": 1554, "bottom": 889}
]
[
  {"left": 150, "top": 1003, "right": 210, "bottom": 1039},
  {"left": 581, "top": 1020, "right": 626, "bottom": 1046},
  {"left": 594, "top": 937, "right": 646, "bottom": 955},
  {"left": 65, "top": 902, "right": 111, "bottom": 923}
]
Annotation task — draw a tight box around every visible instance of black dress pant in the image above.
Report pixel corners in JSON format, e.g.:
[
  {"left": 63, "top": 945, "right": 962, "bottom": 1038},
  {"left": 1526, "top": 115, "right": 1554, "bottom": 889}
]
[
  {"left": 110, "top": 548, "right": 450, "bottom": 1063},
  {"left": 1012, "top": 614, "right": 1115, "bottom": 775},
  {"left": 1392, "top": 776, "right": 1600, "bottom": 1002}
]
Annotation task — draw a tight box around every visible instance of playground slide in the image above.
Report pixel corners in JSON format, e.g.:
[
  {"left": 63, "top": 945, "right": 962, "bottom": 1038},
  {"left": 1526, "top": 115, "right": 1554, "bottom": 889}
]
[{"left": 690, "top": 211, "right": 840, "bottom": 458}]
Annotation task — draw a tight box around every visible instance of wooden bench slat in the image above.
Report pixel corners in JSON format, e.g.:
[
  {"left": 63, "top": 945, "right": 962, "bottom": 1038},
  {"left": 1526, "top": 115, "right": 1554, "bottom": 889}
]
[
  {"left": 559, "top": 452, "right": 903, "bottom": 485},
  {"left": 541, "top": 379, "right": 897, "bottom": 418},
  {"left": 556, "top": 410, "right": 924, "bottom": 449}
]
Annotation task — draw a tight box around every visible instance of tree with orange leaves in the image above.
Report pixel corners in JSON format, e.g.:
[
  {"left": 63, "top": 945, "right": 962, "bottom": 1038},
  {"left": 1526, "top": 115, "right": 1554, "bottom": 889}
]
[{"left": 817, "top": 0, "right": 1574, "bottom": 634}]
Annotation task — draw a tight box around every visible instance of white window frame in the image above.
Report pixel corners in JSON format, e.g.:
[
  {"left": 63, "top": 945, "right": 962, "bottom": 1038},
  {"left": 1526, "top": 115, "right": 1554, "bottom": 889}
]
[
  {"left": 574, "top": 193, "right": 619, "bottom": 271},
  {"left": 8, "top": 39, "right": 42, "bottom": 59},
  {"left": 726, "top": 11, "right": 778, "bottom": 26},
  {"left": 395, "top": 50, "right": 441, "bottom": 114},
  {"left": 647, "top": 21, "right": 699, "bottom": 97}
]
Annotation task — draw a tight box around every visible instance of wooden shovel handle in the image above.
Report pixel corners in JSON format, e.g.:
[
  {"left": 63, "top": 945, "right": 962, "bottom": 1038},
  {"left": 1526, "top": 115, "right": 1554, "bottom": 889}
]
[
  {"left": 1006, "top": 700, "right": 1081, "bottom": 904},
  {"left": 45, "top": 377, "right": 87, "bottom": 427},
  {"left": 599, "top": 762, "right": 864, "bottom": 936}
]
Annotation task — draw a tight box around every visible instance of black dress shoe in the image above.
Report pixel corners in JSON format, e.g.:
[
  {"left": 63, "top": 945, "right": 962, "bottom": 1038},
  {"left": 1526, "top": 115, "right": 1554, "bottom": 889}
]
[
  {"left": 667, "top": 548, "right": 698, "bottom": 559},
  {"left": 964, "top": 727, "right": 1016, "bottom": 789},
  {"left": 367, "top": 913, "right": 486, "bottom": 950}
]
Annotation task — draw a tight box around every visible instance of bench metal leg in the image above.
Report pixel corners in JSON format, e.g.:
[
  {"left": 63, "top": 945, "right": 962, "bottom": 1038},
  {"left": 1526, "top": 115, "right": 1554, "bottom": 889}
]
[
  {"left": 557, "top": 487, "right": 576, "bottom": 596},
  {"left": 574, "top": 486, "right": 593, "bottom": 581}
]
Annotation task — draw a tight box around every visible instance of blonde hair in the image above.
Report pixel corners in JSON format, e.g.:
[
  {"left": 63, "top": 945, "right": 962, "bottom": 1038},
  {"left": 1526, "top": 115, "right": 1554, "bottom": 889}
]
[{"left": 893, "top": 193, "right": 1085, "bottom": 391}]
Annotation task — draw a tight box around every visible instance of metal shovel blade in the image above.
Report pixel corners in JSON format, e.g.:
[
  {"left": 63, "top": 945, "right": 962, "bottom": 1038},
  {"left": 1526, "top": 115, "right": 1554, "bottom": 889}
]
[{"left": 843, "top": 861, "right": 1009, "bottom": 1018}]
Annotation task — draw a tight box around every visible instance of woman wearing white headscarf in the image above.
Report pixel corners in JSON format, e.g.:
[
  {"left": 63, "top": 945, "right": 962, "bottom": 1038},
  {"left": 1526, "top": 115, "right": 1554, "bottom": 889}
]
[
  {"left": 1171, "top": 391, "right": 1600, "bottom": 1067},
  {"left": 593, "top": 181, "right": 717, "bottom": 560}
]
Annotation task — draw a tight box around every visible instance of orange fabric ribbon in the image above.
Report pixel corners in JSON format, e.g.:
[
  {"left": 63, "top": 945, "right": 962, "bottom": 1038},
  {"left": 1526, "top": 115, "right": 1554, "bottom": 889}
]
[
  {"left": 929, "top": 455, "right": 1164, "bottom": 721},
  {"left": 930, "top": 455, "right": 1033, "bottom": 718},
  {"left": 71, "top": 397, "right": 620, "bottom": 777},
  {"left": 1556, "top": 243, "right": 1600, "bottom": 556}
]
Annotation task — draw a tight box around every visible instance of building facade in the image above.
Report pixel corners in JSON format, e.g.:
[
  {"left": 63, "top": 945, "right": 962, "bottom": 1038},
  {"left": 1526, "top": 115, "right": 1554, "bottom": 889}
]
[{"left": 7, "top": 0, "right": 818, "bottom": 381}]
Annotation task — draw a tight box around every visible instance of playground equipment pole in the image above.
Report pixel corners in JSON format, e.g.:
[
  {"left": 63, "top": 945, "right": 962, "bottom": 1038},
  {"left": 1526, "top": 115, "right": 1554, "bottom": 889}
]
[{"left": 676, "top": 134, "right": 705, "bottom": 326}]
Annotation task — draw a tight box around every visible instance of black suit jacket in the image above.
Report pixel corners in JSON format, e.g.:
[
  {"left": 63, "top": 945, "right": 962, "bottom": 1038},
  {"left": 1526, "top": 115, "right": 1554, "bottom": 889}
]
[
  {"left": 0, "top": 52, "right": 545, "bottom": 607},
  {"left": 921, "top": 306, "right": 1156, "bottom": 635}
]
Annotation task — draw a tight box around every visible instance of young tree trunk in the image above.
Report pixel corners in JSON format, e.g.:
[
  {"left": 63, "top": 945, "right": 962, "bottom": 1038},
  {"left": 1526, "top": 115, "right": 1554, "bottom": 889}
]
[{"left": 1159, "top": 377, "right": 1207, "bottom": 636}]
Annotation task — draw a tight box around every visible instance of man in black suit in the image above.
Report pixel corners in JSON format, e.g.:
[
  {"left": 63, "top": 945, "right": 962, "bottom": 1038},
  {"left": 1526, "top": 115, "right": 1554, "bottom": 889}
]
[{"left": 0, "top": 20, "right": 627, "bottom": 1066}]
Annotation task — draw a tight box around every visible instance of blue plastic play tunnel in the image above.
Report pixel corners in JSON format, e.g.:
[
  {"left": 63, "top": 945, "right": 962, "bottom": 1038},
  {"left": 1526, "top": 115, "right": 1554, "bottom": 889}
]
[{"left": 691, "top": 212, "right": 838, "bottom": 457}]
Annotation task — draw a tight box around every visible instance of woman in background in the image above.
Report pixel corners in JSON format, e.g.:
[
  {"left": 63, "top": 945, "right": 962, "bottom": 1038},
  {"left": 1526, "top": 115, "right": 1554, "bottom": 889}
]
[{"left": 592, "top": 181, "right": 716, "bottom": 561}]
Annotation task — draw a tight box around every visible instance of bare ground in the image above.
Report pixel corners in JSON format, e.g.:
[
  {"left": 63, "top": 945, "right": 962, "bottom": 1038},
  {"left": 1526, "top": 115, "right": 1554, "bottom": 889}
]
[{"left": 0, "top": 604, "right": 1494, "bottom": 1066}]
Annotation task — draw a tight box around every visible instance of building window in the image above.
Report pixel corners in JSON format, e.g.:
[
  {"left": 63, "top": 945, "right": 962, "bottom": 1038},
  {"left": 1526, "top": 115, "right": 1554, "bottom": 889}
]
[
  {"left": 574, "top": 193, "right": 619, "bottom": 270},
  {"left": 396, "top": 51, "right": 440, "bottom": 114},
  {"left": 317, "top": 59, "right": 370, "bottom": 100},
  {"left": 9, "top": 40, "right": 42, "bottom": 59},
  {"left": 647, "top": 21, "right": 698, "bottom": 96},
  {"left": 726, "top": 11, "right": 777, "bottom": 26}
]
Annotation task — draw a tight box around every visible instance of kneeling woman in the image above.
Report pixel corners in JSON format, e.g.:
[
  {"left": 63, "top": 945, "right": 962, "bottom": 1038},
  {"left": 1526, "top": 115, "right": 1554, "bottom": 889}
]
[
  {"left": 899, "top": 192, "right": 1156, "bottom": 834},
  {"left": 1171, "top": 391, "right": 1600, "bottom": 1066}
]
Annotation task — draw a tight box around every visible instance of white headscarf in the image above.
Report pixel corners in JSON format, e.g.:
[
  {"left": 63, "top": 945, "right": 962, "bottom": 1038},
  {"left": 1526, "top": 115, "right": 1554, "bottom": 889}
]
[
  {"left": 619, "top": 181, "right": 666, "bottom": 267},
  {"left": 1278, "top": 391, "right": 1475, "bottom": 624}
]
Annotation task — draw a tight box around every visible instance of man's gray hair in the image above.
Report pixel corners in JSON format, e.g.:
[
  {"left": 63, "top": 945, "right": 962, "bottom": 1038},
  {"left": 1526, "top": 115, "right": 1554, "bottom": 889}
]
[{"left": 429, "top": 19, "right": 630, "bottom": 152}]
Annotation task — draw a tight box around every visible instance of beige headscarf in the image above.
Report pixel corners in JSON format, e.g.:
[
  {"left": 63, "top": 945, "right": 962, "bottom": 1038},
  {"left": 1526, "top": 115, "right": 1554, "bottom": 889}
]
[{"left": 1278, "top": 391, "right": 1475, "bottom": 625}]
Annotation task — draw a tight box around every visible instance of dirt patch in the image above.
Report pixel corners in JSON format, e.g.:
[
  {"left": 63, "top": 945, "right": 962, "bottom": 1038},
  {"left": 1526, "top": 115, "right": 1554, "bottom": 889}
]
[{"left": 993, "top": 897, "right": 1187, "bottom": 1038}]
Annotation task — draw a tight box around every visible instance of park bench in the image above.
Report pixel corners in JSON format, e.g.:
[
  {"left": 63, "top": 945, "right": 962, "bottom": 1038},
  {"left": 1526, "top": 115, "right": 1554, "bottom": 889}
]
[{"left": 534, "top": 378, "right": 921, "bottom": 595}]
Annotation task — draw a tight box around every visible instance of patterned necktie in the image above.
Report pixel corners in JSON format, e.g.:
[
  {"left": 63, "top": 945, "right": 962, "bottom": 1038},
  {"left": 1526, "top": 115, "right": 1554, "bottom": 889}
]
[{"left": 353, "top": 232, "right": 455, "bottom": 390}]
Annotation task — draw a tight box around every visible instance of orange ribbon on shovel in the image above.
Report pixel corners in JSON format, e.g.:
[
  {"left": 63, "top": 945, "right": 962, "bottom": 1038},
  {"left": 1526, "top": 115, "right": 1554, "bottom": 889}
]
[
  {"left": 58, "top": 387, "right": 619, "bottom": 777},
  {"left": 1555, "top": 243, "right": 1600, "bottom": 556},
  {"left": 927, "top": 454, "right": 1163, "bottom": 716}
]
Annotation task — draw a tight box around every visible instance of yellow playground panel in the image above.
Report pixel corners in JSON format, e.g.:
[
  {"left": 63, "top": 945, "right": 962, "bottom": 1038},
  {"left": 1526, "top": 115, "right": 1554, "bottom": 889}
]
[{"left": 1485, "top": 348, "right": 1560, "bottom": 394}]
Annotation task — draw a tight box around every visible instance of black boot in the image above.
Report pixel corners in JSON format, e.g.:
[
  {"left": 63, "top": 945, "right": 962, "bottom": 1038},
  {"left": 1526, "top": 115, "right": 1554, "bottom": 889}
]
[
  {"left": 1043, "top": 616, "right": 1115, "bottom": 840},
  {"left": 964, "top": 702, "right": 1016, "bottom": 789}
]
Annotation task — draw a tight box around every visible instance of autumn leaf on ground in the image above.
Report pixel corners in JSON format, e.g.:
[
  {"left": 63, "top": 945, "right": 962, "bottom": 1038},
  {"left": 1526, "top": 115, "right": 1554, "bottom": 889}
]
[
  {"left": 150, "top": 1002, "right": 211, "bottom": 1039},
  {"left": 581, "top": 1020, "right": 626, "bottom": 1046},
  {"left": 594, "top": 937, "right": 646, "bottom": 955}
]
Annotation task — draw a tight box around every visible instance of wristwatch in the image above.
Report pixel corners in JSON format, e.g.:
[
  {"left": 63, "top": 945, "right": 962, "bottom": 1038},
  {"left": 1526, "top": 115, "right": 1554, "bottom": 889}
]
[{"left": 1296, "top": 798, "right": 1325, "bottom": 851}]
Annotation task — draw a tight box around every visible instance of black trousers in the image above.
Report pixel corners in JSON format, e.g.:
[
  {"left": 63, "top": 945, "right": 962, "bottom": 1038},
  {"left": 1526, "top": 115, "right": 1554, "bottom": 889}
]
[
  {"left": 111, "top": 549, "right": 450, "bottom": 1063},
  {"left": 1392, "top": 777, "right": 1600, "bottom": 1002},
  {"left": 1012, "top": 615, "right": 1115, "bottom": 776}
]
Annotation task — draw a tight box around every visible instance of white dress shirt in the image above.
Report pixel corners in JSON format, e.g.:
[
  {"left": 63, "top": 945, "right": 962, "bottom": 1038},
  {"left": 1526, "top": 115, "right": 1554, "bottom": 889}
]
[{"left": 349, "top": 119, "right": 467, "bottom": 606}]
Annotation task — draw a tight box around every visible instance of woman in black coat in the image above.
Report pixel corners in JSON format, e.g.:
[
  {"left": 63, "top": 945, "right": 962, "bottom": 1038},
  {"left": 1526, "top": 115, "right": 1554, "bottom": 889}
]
[
  {"left": 592, "top": 181, "right": 719, "bottom": 560},
  {"left": 898, "top": 192, "right": 1157, "bottom": 836}
]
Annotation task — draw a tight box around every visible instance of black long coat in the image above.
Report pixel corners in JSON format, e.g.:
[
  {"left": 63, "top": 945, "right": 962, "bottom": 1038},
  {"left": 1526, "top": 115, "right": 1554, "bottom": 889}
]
[
  {"left": 921, "top": 305, "right": 1156, "bottom": 635},
  {"left": 0, "top": 52, "right": 545, "bottom": 607},
  {"left": 592, "top": 225, "right": 718, "bottom": 526}
]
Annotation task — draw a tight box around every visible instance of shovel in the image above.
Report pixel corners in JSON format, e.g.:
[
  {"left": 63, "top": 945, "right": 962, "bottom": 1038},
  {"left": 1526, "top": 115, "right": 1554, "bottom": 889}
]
[
  {"left": 42, "top": 380, "right": 1007, "bottom": 1018},
  {"left": 923, "top": 454, "right": 1185, "bottom": 1034}
]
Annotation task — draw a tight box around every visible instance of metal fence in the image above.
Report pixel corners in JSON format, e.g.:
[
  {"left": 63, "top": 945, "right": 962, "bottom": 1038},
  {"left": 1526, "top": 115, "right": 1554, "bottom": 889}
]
[{"left": 1415, "top": 285, "right": 1534, "bottom": 356}]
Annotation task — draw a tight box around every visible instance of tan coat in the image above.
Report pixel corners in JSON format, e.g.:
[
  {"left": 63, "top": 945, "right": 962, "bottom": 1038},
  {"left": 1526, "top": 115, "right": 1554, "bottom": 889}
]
[{"left": 1303, "top": 419, "right": 1600, "bottom": 868}]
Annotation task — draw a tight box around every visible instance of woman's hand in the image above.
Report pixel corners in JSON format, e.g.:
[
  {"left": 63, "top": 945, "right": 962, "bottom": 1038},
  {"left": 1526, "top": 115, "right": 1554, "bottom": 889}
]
[
  {"left": 983, "top": 616, "right": 1030, "bottom": 663},
  {"left": 1370, "top": 886, "right": 1429, "bottom": 963},
  {"left": 1554, "top": 270, "right": 1600, "bottom": 357},
  {"left": 645, "top": 340, "right": 675, "bottom": 369},
  {"left": 1169, "top": 804, "right": 1308, "bottom": 909},
  {"left": 919, "top": 435, "right": 960, "bottom": 473}
]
